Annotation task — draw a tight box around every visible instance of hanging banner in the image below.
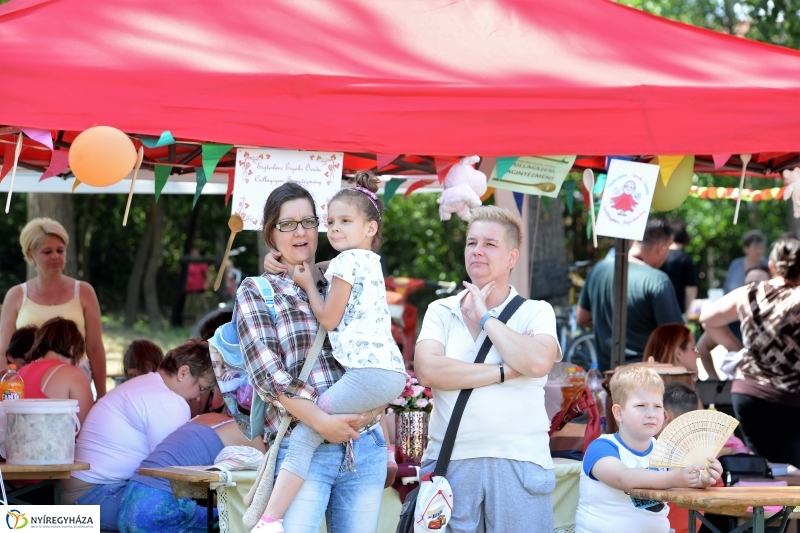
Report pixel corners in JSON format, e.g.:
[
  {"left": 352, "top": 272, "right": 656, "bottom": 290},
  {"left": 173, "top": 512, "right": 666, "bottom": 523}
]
[
  {"left": 595, "top": 160, "right": 659, "bottom": 241},
  {"left": 487, "top": 156, "right": 575, "bottom": 197},
  {"left": 231, "top": 148, "right": 342, "bottom": 231}
]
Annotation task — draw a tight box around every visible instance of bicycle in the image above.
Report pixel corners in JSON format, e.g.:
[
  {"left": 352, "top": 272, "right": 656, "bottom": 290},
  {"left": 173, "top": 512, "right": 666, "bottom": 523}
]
[{"left": 554, "top": 260, "right": 597, "bottom": 369}]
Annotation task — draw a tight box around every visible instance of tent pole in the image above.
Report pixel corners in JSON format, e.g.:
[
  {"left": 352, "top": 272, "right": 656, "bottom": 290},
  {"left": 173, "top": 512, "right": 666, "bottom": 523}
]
[{"left": 611, "top": 238, "right": 630, "bottom": 369}]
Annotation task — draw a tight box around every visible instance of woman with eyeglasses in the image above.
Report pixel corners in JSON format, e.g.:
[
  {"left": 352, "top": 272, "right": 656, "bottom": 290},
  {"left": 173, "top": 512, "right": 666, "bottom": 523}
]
[
  {"left": 234, "top": 182, "right": 386, "bottom": 533},
  {"left": 62, "top": 338, "right": 216, "bottom": 531},
  {"left": 643, "top": 323, "right": 701, "bottom": 373}
]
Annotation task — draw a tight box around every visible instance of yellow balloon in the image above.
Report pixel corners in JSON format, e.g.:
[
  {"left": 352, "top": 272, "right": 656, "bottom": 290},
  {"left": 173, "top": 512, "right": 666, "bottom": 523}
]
[
  {"left": 651, "top": 155, "right": 695, "bottom": 211},
  {"left": 69, "top": 126, "right": 137, "bottom": 187}
]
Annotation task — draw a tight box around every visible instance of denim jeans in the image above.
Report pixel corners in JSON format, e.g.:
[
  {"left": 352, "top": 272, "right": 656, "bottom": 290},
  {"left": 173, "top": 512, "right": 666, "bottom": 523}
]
[
  {"left": 73, "top": 481, "right": 129, "bottom": 531},
  {"left": 277, "top": 424, "right": 386, "bottom": 533}
]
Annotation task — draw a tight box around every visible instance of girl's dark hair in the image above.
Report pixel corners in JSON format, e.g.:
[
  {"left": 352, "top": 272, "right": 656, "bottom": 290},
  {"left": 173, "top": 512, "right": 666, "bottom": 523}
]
[
  {"left": 27, "top": 317, "right": 85, "bottom": 365},
  {"left": 6, "top": 325, "right": 37, "bottom": 360},
  {"left": 769, "top": 237, "right": 800, "bottom": 281},
  {"left": 330, "top": 171, "right": 384, "bottom": 251},
  {"left": 261, "top": 182, "right": 317, "bottom": 250},
  {"left": 159, "top": 338, "right": 214, "bottom": 383},
  {"left": 123, "top": 340, "right": 164, "bottom": 377}
]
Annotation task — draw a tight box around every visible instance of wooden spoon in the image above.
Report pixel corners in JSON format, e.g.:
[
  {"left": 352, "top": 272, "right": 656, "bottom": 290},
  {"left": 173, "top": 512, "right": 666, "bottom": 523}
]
[
  {"left": 214, "top": 214, "right": 244, "bottom": 291},
  {"left": 531, "top": 182, "right": 557, "bottom": 193},
  {"left": 122, "top": 146, "right": 144, "bottom": 226},
  {"left": 583, "top": 169, "right": 597, "bottom": 248},
  {"left": 733, "top": 154, "right": 751, "bottom": 225}
]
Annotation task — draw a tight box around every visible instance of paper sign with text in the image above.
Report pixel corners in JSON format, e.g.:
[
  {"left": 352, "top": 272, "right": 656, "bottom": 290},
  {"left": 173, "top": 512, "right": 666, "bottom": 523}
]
[
  {"left": 488, "top": 156, "right": 576, "bottom": 197},
  {"left": 1, "top": 505, "right": 99, "bottom": 532},
  {"left": 596, "top": 160, "right": 660, "bottom": 241},
  {"left": 231, "top": 148, "right": 343, "bottom": 231}
]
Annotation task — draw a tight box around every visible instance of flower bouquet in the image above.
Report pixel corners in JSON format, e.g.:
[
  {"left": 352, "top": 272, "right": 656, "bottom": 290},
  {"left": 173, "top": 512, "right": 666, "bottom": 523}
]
[
  {"left": 390, "top": 372, "right": 433, "bottom": 463},
  {"left": 389, "top": 371, "right": 434, "bottom": 414}
]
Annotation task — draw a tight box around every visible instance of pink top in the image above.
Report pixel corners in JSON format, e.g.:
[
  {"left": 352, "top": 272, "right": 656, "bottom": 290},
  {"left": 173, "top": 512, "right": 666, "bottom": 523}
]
[{"left": 18, "top": 359, "right": 67, "bottom": 399}]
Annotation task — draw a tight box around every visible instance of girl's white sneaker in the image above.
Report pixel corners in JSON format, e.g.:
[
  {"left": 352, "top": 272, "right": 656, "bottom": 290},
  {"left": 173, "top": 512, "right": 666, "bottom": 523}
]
[{"left": 251, "top": 518, "right": 284, "bottom": 533}]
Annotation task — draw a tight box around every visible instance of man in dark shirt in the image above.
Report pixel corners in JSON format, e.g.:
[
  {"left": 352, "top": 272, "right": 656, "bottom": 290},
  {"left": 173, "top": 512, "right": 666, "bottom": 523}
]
[
  {"left": 577, "top": 218, "right": 684, "bottom": 371},
  {"left": 659, "top": 219, "right": 698, "bottom": 315}
]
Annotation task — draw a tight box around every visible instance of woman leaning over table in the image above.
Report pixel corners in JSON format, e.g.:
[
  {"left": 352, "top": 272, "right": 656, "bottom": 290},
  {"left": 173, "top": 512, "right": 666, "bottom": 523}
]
[
  {"left": 0, "top": 218, "right": 107, "bottom": 397},
  {"left": 701, "top": 237, "right": 800, "bottom": 466},
  {"left": 234, "top": 182, "right": 385, "bottom": 533},
  {"left": 62, "top": 338, "right": 215, "bottom": 532}
]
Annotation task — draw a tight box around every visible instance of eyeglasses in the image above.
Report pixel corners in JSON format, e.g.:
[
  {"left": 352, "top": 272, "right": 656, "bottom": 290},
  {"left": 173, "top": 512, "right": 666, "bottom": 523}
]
[
  {"left": 194, "top": 377, "right": 214, "bottom": 395},
  {"left": 274, "top": 217, "right": 320, "bottom": 232}
]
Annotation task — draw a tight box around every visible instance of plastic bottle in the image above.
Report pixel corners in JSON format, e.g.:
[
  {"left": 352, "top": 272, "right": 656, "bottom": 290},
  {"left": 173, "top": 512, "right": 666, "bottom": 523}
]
[
  {"left": 561, "top": 366, "right": 586, "bottom": 410},
  {"left": 586, "top": 362, "right": 607, "bottom": 432},
  {"left": 0, "top": 364, "right": 25, "bottom": 401},
  {"left": 708, "top": 403, "right": 717, "bottom": 411}
]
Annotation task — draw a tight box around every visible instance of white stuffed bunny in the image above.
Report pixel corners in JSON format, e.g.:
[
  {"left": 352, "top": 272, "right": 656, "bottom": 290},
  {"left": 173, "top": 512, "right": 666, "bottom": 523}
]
[
  {"left": 783, "top": 167, "right": 800, "bottom": 219},
  {"left": 437, "top": 155, "right": 488, "bottom": 221}
]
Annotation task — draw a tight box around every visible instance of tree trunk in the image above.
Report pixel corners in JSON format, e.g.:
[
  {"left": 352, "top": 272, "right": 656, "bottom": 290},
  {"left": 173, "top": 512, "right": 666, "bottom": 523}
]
[
  {"left": 26, "top": 193, "right": 77, "bottom": 279},
  {"left": 75, "top": 195, "right": 99, "bottom": 282},
  {"left": 170, "top": 198, "right": 202, "bottom": 326},
  {"left": 529, "top": 197, "right": 571, "bottom": 308},
  {"left": 142, "top": 202, "right": 163, "bottom": 329},
  {"left": 123, "top": 210, "right": 156, "bottom": 327}
]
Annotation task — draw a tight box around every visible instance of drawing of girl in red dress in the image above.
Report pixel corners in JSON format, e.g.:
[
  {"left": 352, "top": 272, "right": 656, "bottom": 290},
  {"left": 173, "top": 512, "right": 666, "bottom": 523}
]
[{"left": 610, "top": 180, "right": 638, "bottom": 215}]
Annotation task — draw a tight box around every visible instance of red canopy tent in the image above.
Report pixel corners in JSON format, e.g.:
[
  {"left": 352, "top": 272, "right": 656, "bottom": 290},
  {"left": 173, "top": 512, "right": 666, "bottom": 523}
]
[{"left": 1, "top": 0, "right": 800, "bottom": 170}]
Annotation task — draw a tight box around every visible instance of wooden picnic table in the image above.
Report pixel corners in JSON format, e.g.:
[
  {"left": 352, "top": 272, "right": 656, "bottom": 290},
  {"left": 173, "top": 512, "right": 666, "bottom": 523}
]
[
  {"left": 630, "top": 487, "right": 800, "bottom": 533},
  {"left": 138, "top": 466, "right": 221, "bottom": 532},
  {"left": 0, "top": 461, "right": 90, "bottom": 504}
]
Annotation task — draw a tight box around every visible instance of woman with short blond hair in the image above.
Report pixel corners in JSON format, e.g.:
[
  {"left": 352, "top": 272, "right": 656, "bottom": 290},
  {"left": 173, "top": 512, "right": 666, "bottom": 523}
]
[{"left": 0, "top": 217, "right": 107, "bottom": 396}]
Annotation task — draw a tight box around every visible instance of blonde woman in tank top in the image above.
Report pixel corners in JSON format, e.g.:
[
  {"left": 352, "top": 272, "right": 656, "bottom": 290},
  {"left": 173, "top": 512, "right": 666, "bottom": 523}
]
[{"left": 0, "top": 218, "right": 107, "bottom": 397}]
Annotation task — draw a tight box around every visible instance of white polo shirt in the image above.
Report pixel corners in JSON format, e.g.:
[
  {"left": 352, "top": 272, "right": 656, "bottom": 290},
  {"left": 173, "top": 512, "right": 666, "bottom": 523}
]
[{"left": 417, "top": 286, "right": 561, "bottom": 468}]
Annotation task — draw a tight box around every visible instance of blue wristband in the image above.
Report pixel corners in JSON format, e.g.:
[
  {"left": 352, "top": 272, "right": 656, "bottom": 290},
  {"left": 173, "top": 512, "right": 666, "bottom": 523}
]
[{"left": 479, "top": 312, "right": 494, "bottom": 329}]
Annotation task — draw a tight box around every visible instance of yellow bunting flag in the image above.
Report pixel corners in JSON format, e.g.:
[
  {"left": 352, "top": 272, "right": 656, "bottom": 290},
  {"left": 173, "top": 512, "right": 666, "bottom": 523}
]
[
  {"left": 656, "top": 155, "right": 685, "bottom": 187},
  {"left": 72, "top": 179, "right": 82, "bottom": 192}
]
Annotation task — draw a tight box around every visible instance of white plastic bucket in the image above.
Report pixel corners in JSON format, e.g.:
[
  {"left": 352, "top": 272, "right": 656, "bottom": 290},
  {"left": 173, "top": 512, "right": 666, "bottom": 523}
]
[{"left": 3, "top": 399, "right": 80, "bottom": 465}]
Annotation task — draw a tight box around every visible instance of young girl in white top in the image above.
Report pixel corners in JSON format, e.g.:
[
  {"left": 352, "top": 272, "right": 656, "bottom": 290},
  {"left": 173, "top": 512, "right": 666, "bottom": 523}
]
[{"left": 254, "top": 171, "right": 407, "bottom": 533}]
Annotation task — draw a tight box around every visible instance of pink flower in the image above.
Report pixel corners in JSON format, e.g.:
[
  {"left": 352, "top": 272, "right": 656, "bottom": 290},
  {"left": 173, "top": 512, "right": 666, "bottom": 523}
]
[
  {"left": 390, "top": 398, "right": 405, "bottom": 406},
  {"left": 423, "top": 388, "right": 433, "bottom": 398},
  {"left": 409, "top": 377, "right": 419, "bottom": 385},
  {"left": 415, "top": 399, "right": 430, "bottom": 409},
  {"left": 411, "top": 385, "right": 426, "bottom": 397}
]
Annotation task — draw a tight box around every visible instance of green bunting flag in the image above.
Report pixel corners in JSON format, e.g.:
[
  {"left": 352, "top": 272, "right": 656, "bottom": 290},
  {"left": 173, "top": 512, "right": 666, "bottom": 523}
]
[
  {"left": 382, "top": 178, "right": 406, "bottom": 205},
  {"left": 495, "top": 157, "right": 519, "bottom": 180},
  {"left": 154, "top": 164, "right": 171, "bottom": 202},
  {"left": 202, "top": 143, "right": 234, "bottom": 180},
  {"left": 140, "top": 130, "right": 176, "bottom": 148},
  {"left": 193, "top": 167, "right": 207, "bottom": 209},
  {"left": 563, "top": 180, "right": 575, "bottom": 215}
]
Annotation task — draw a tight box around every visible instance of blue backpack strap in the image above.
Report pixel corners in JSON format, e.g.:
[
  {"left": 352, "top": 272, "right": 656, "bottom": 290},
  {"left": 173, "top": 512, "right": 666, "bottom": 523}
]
[{"left": 250, "top": 276, "right": 276, "bottom": 323}]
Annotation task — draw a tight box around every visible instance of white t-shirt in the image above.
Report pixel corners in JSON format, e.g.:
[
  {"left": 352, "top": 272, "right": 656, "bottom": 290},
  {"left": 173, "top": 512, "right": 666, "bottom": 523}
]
[
  {"left": 72, "top": 371, "right": 190, "bottom": 484},
  {"left": 324, "top": 249, "right": 405, "bottom": 373},
  {"left": 576, "top": 433, "right": 669, "bottom": 533},
  {"left": 417, "top": 286, "right": 561, "bottom": 467}
]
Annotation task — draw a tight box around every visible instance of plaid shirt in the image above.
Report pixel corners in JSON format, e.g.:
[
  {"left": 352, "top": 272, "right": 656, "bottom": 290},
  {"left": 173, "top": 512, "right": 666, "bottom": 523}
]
[{"left": 234, "top": 271, "right": 343, "bottom": 438}]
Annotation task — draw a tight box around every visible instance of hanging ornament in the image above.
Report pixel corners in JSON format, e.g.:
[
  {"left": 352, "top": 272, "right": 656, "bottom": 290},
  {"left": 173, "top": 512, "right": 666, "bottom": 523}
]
[
  {"left": 69, "top": 126, "right": 137, "bottom": 187},
  {"left": 651, "top": 155, "right": 695, "bottom": 212}
]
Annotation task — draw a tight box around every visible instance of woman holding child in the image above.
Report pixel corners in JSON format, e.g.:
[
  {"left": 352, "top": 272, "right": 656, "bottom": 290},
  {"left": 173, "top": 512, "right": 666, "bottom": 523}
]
[{"left": 235, "top": 180, "right": 392, "bottom": 533}]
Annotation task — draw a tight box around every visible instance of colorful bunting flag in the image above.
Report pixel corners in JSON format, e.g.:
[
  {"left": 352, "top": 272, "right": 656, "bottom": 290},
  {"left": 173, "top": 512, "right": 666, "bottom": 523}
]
[
  {"left": 605, "top": 155, "right": 633, "bottom": 170},
  {"left": 225, "top": 169, "right": 235, "bottom": 206},
  {"left": 1, "top": 142, "right": 16, "bottom": 181},
  {"left": 39, "top": 150, "right": 70, "bottom": 181},
  {"left": 382, "top": 178, "right": 406, "bottom": 204},
  {"left": 72, "top": 179, "right": 82, "bottom": 192},
  {"left": 563, "top": 180, "right": 575, "bottom": 215},
  {"left": 655, "top": 155, "right": 685, "bottom": 187},
  {"left": 140, "top": 130, "right": 176, "bottom": 148},
  {"left": 154, "top": 164, "right": 171, "bottom": 202},
  {"left": 202, "top": 143, "right": 233, "bottom": 182},
  {"left": 404, "top": 179, "right": 434, "bottom": 197},
  {"left": 513, "top": 192, "right": 524, "bottom": 214},
  {"left": 20, "top": 128, "right": 53, "bottom": 151},
  {"left": 593, "top": 173, "right": 607, "bottom": 198},
  {"left": 376, "top": 154, "right": 399, "bottom": 170},
  {"left": 192, "top": 167, "right": 207, "bottom": 209},
  {"left": 434, "top": 156, "right": 460, "bottom": 184},
  {"left": 712, "top": 154, "right": 731, "bottom": 169},
  {"left": 541, "top": 196, "right": 549, "bottom": 210},
  {"left": 495, "top": 157, "right": 519, "bottom": 180}
]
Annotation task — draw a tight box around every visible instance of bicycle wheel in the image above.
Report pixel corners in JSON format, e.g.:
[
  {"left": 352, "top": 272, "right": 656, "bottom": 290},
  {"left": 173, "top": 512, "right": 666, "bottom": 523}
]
[{"left": 565, "top": 333, "right": 597, "bottom": 370}]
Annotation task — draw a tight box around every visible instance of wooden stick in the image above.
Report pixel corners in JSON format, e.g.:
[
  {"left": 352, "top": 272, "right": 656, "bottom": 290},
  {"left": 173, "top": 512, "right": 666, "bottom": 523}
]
[
  {"left": 4, "top": 133, "right": 23, "bottom": 214},
  {"left": 733, "top": 154, "right": 751, "bottom": 225},
  {"left": 123, "top": 146, "right": 144, "bottom": 226}
]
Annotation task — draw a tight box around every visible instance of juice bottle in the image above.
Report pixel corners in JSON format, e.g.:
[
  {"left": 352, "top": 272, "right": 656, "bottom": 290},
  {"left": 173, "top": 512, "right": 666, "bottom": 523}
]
[
  {"left": 561, "top": 366, "right": 585, "bottom": 410},
  {"left": 0, "top": 364, "right": 25, "bottom": 401}
]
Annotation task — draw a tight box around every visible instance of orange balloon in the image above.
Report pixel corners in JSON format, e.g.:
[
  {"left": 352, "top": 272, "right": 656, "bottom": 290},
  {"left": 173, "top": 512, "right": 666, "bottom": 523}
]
[{"left": 69, "top": 126, "right": 137, "bottom": 187}]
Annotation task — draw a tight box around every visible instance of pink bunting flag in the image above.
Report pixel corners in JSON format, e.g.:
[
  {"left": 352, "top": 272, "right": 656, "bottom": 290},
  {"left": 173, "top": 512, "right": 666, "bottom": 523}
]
[
  {"left": 404, "top": 179, "right": 434, "bottom": 197},
  {"left": 712, "top": 154, "right": 731, "bottom": 169},
  {"left": 377, "top": 154, "right": 399, "bottom": 169},
  {"left": 20, "top": 127, "right": 53, "bottom": 151},
  {"left": 39, "top": 150, "right": 70, "bottom": 181},
  {"left": 434, "top": 156, "right": 461, "bottom": 184},
  {"left": 225, "top": 169, "right": 235, "bottom": 206},
  {"left": 1, "top": 142, "right": 16, "bottom": 181}
]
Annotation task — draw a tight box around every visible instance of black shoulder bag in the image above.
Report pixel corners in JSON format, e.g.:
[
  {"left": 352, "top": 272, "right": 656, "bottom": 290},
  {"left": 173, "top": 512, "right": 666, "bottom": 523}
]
[{"left": 396, "top": 295, "right": 526, "bottom": 533}]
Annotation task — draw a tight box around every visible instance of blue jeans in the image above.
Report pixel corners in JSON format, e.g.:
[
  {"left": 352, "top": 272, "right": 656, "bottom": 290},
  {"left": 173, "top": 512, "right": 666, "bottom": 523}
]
[
  {"left": 117, "top": 480, "right": 212, "bottom": 533},
  {"left": 278, "top": 425, "right": 386, "bottom": 533},
  {"left": 73, "top": 481, "right": 128, "bottom": 531}
]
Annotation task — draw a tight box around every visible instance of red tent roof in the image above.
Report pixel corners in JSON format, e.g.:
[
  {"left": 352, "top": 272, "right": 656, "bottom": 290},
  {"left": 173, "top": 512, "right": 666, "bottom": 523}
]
[{"left": 1, "top": 0, "right": 800, "bottom": 159}]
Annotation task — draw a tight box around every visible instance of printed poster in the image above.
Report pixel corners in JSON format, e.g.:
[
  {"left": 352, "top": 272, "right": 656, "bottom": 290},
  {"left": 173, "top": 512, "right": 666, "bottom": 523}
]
[
  {"left": 595, "top": 160, "right": 660, "bottom": 240},
  {"left": 487, "top": 156, "right": 576, "bottom": 197},
  {"left": 231, "top": 148, "right": 343, "bottom": 231}
]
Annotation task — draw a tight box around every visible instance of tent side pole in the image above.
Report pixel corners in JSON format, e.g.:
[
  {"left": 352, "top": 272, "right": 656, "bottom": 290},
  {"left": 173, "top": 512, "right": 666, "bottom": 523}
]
[{"left": 610, "top": 238, "right": 630, "bottom": 369}]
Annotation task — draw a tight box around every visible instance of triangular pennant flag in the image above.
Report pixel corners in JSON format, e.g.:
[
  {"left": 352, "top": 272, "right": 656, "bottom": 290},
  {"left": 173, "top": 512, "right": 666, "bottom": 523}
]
[
  {"left": 495, "top": 157, "right": 519, "bottom": 180},
  {"left": 20, "top": 127, "right": 53, "bottom": 151},
  {"left": 377, "top": 154, "right": 399, "bottom": 170},
  {"left": 712, "top": 154, "right": 731, "bottom": 169},
  {"left": 594, "top": 173, "right": 607, "bottom": 198},
  {"left": 382, "top": 178, "right": 406, "bottom": 205},
  {"left": 72, "top": 179, "right": 82, "bottom": 192},
  {"left": 225, "top": 169, "right": 235, "bottom": 206},
  {"left": 202, "top": 143, "right": 233, "bottom": 180},
  {"left": 541, "top": 195, "right": 549, "bottom": 210},
  {"left": 513, "top": 192, "right": 525, "bottom": 214},
  {"left": 140, "top": 130, "right": 176, "bottom": 148},
  {"left": 656, "top": 155, "right": 685, "bottom": 187},
  {"left": 1, "top": 142, "right": 16, "bottom": 181},
  {"left": 434, "top": 156, "right": 460, "bottom": 184},
  {"left": 563, "top": 180, "right": 575, "bottom": 215},
  {"left": 154, "top": 164, "right": 171, "bottom": 202},
  {"left": 39, "top": 150, "right": 70, "bottom": 181},
  {"left": 582, "top": 178, "right": 591, "bottom": 209},
  {"left": 404, "top": 179, "right": 434, "bottom": 198},
  {"left": 605, "top": 155, "right": 633, "bottom": 170},
  {"left": 192, "top": 167, "right": 207, "bottom": 209}
]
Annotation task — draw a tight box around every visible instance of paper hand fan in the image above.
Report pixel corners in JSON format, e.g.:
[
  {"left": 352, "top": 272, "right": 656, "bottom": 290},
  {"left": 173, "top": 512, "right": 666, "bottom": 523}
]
[{"left": 649, "top": 410, "right": 738, "bottom": 471}]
